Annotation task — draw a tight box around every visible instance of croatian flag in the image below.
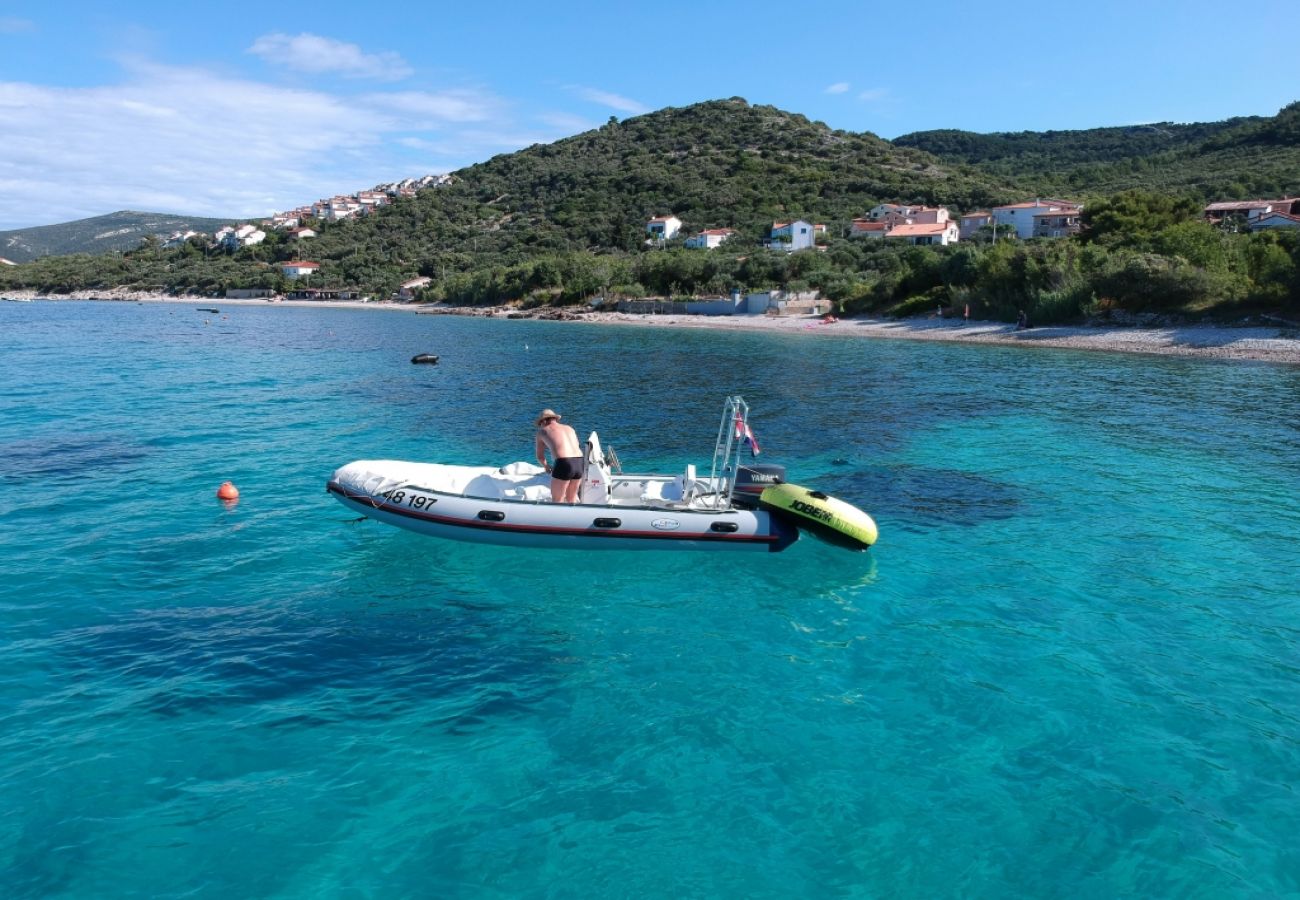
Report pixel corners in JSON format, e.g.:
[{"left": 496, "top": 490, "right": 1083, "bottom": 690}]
[{"left": 734, "top": 412, "right": 761, "bottom": 457}]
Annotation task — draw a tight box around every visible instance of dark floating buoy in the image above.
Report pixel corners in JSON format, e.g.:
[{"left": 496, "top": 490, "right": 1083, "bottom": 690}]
[
  {"left": 198, "top": 307, "right": 219, "bottom": 313},
  {"left": 411, "top": 354, "right": 440, "bottom": 365}
]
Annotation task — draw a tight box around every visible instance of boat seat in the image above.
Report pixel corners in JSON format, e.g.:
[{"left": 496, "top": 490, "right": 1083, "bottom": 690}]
[{"left": 640, "top": 476, "right": 685, "bottom": 508}]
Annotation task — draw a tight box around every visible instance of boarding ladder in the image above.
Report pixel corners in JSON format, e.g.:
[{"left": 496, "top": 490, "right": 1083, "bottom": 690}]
[{"left": 697, "top": 396, "right": 751, "bottom": 510}]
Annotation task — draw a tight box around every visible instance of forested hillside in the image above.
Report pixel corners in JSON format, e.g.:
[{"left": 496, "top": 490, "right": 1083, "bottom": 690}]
[
  {"left": 896, "top": 102, "right": 1300, "bottom": 200},
  {"left": 0, "top": 211, "right": 230, "bottom": 262},
  {"left": 2, "top": 98, "right": 1298, "bottom": 322}
]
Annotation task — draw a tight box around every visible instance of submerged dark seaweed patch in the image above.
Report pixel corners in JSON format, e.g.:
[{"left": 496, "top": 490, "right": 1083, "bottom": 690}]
[
  {"left": 54, "top": 602, "right": 561, "bottom": 727},
  {"left": 0, "top": 435, "right": 148, "bottom": 484},
  {"left": 814, "top": 464, "right": 1023, "bottom": 528}
]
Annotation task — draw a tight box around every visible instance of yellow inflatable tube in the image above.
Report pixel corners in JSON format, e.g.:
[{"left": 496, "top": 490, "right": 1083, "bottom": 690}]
[{"left": 758, "top": 483, "right": 879, "bottom": 550}]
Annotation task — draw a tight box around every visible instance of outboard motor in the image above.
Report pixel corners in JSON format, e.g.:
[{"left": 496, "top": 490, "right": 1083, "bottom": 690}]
[{"left": 731, "top": 463, "right": 786, "bottom": 507}]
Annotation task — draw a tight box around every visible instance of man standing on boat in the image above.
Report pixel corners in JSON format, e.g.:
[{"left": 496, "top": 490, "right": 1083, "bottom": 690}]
[{"left": 535, "top": 409, "right": 583, "bottom": 503}]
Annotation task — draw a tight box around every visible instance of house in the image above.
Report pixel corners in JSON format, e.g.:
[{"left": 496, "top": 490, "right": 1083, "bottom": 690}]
[
  {"left": 0, "top": 257, "right": 16, "bottom": 266},
  {"left": 884, "top": 220, "right": 960, "bottom": 246},
  {"left": 766, "top": 220, "right": 816, "bottom": 251},
  {"left": 684, "top": 228, "right": 736, "bottom": 250},
  {"left": 959, "top": 212, "right": 993, "bottom": 240},
  {"left": 1205, "top": 198, "right": 1300, "bottom": 226},
  {"left": 850, "top": 219, "right": 889, "bottom": 238},
  {"left": 646, "top": 215, "right": 683, "bottom": 242},
  {"left": 1250, "top": 211, "right": 1300, "bottom": 232},
  {"left": 397, "top": 276, "right": 432, "bottom": 299},
  {"left": 218, "top": 224, "right": 265, "bottom": 250},
  {"left": 1032, "top": 210, "right": 1083, "bottom": 239},
  {"left": 992, "top": 199, "right": 1081, "bottom": 239},
  {"left": 162, "top": 230, "right": 200, "bottom": 249},
  {"left": 287, "top": 227, "right": 317, "bottom": 240},
  {"left": 280, "top": 261, "right": 320, "bottom": 278}
]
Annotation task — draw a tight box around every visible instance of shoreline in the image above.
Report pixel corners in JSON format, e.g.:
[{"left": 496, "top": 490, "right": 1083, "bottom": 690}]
[{"left": 6, "top": 290, "right": 1299, "bottom": 365}]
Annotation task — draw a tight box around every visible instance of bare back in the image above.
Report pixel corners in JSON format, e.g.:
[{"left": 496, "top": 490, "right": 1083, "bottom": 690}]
[{"left": 536, "top": 421, "right": 581, "bottom": 461}]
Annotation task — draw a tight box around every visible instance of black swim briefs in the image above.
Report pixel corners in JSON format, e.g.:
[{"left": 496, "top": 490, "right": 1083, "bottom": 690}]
[{"left": 550, "top": 457, "right": 583, "bottom": 480}]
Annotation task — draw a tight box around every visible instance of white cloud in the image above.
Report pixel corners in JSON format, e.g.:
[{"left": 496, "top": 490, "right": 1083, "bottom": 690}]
[
  {"left": 364, "top": 89, "right": 499, "bottom": 124},
  {"left": 825, "top": 82, "right": 850, "bottom": 95},
  {"left": 858, "top": 88, "right": 889, "bottom": 102},
  {"left": 0, "top": 17, "right": 34, "bottom": 33},
  {"left": 537, "top": 111, "right": 598, "bottom": 135},
  {"left": 572, "top": 86, "right": 649, "bottom": 115},
  {"left": 248, "top": 32, "right": 413, "bottom": 81},
  {"left": 0, "top": 61, "right": 573, "bottom": 228}
]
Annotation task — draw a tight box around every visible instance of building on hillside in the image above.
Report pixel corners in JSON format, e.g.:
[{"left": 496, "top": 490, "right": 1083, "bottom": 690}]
[
  {"left": 280, "top": 261, "right": 320, "bottom": 278},
  {"left": 850, "top": 219, "right": 889, "bottom": 238},
  {"left": 1204, "top": 198, "right": 1300, "bottom": 226},
  {"left": 959, "top": 212, "right": 993, "bottom": 240},
  {"left": 1250, "top": 211, "right": 1300, "bottom": 232},
  {"left": 313, "top": 197, "right": 364, "bottom": 221},
  {"left": 287, "top": 227, "right": 317, "bottom": 240},
  {"left": 684, "top": 228, "right": 736, "bottom": 250},
  {"left": 992, "top": 199, "right": 1081, "bottom": 239},
  {"left": 162, "top": 230, "right": 200, "bottom": 249},
  {"left": 0, "top": 257, "right": 16, "bottom": 265},
  {"left": 884, "top": 220, "right": 960, "bottom": 246},
  {"left": 397, "top": 276, "right": 432, "bottom": 299},
  {"left": 867, "top": 203, "right": 914, "bottom": 224},
  {"left": 766, "top": 220, "right": 816, "bottom": 251},
  {"left": 217, "top": 224, "right": 265, "bottom": 250},
  {"left": 1032, "top": 210, "right": 1083, "bottom": 239},
  {"left": 646, "top": 215, "right": 683, "bottom": 242}
]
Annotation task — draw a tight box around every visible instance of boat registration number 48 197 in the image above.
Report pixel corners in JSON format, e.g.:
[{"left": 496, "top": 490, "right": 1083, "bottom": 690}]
[
  {"left": 651, "top": 518, "right": 680, "bottom": 530},
  {"left": 380, "top": 488, "right": 439, "bottom": 511}
]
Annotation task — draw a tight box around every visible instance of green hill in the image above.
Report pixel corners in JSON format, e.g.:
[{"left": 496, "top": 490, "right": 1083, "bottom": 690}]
[
  {"left": 0, "top": 210, "right": 231, "bottom": 262},
  {"left": 895, "top": 101, "right": 1300, "bottom": 199},
  {"left": 2, "top": 98, "right": 1298, "bottom": 322}
]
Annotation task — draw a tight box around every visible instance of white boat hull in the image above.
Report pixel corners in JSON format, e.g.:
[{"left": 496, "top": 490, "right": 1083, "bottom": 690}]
[{"left": 328, "top": 459, "right": 797, "bottom": 552}]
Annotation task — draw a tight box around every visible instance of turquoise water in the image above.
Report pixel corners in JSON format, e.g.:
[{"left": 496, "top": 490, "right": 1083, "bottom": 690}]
[{"left": 2, "top": 301, "right": 1299, "bottom": 897}]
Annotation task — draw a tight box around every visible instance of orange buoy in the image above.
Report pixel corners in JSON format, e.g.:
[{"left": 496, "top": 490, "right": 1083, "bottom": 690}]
[{"left": 216, "top": 481, "right": 240, "bottom": 501}]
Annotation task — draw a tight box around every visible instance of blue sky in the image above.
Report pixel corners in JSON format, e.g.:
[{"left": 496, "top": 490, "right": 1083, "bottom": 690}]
[{"left": 1, "top": 0, "right": 1296, "bottom": 229}]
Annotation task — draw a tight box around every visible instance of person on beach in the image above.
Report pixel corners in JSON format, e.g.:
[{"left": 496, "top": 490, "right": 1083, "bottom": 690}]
[
  {"left": 535, "top": 408, "right": 583, "bottom": 503},
  {"left": 963, "top": 303, "right": 970, "bottom": 326},
  {"left": 1016, "top": 310, "right": 1030, "bottom": 330}
]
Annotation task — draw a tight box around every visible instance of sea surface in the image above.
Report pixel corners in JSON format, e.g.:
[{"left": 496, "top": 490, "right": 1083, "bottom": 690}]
[{"left": 2, "top": 300, "right": 1299, "bottom": 898}]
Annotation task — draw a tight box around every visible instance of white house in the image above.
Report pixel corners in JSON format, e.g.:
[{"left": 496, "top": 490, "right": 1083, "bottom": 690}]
[
  {"left": 398, "top": 276, "right": 432, "bottom": 299},
  {"left": 684, "top": 228, "right": 736, "bottom": 250},
  {"left": 280, "top": 261, "right": 320, "bottom": 278},
  {"left": 219, "top": 224, "right": 265, "bottom": 250},
  {"left": 162, "top": 230, "right": 200, "bottom": 249},
  {"left": 1250, "top": 211, "right": 1300, "bottom": 232},
  {"left": 992, "top": 199, "right": 1081, "bottom": 239},
  {"left": 287, "top": 227, "right": 317, "bottom": 240},
  {"left": 646, "top": 215, "right": 683, "bottom": 242},
  {"left": 767, "top": 220, "right": 816, "bottom": 251},
  {"left": 0, "top": 257, "right": 16, "bottom": 266},
  {"left": 884, "top": 220, "right": 960, "bottom": 246}
]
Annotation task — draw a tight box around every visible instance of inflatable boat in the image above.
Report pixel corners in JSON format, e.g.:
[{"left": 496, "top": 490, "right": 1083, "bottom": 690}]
[{"left": 327, "top": 397, "right": 877, "bottom": 552}]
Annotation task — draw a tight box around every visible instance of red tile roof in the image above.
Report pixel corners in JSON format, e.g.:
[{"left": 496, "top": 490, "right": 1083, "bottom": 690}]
[{"left": 886, "top": 223, "right": 950, "bottom": 237}]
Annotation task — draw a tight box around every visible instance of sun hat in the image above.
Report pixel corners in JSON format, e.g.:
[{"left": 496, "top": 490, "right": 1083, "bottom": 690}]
[{"left": 535, "top": 408, "right": 561, "bottom": 426}]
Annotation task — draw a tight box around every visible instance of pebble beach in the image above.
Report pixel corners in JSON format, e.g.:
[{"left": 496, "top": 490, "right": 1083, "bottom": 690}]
[{"left": 8, "top": 289, "right": 1300, "bottom": 364}]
